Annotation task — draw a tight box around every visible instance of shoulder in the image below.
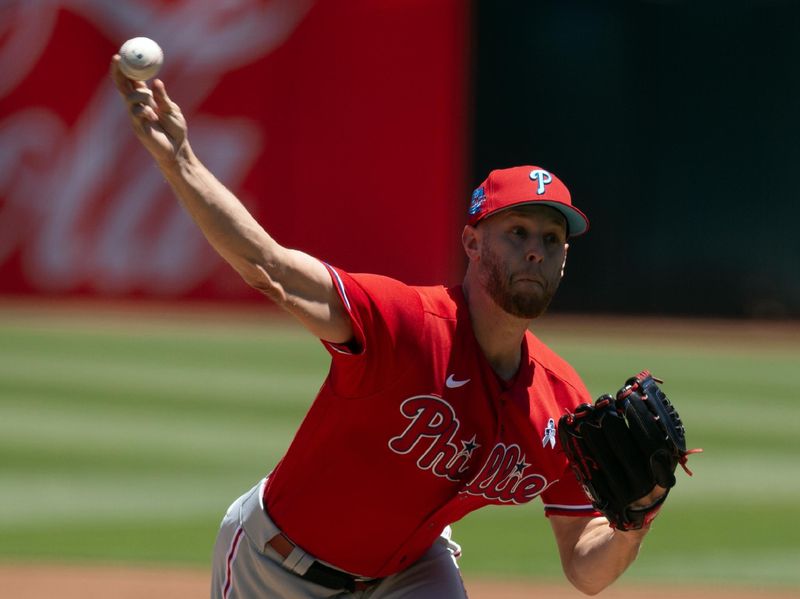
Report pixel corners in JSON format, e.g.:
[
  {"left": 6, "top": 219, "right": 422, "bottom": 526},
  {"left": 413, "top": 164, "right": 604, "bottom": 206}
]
[
  {"left": 329, "top": 270, "right": 421, "bottom": 315},
  {"left": 526, "top": 330, "right": 591, "bottom": 401},
  {"left": 415, "top": 284, "right": 460, "bottom": 319},
  {"left": 331, "top": 269, "right": 457, "bottom": 319},
  {"left": 327, "top": 270, "right": 432, "bottom": 348}
]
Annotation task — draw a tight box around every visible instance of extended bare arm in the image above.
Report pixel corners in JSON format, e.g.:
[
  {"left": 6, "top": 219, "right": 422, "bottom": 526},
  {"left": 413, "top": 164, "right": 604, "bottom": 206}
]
[{"left": 110, "top": 56, "right": 352, "bottom": 343}]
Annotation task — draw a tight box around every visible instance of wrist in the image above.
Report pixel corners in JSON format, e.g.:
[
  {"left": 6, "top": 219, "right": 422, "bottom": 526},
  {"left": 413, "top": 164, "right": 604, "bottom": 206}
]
[
  {"left": 156, "top": 141, "right": 195, "bottom": 175},
  {"left": 613, "top": 524, "right": 650, "bottom": 544}
]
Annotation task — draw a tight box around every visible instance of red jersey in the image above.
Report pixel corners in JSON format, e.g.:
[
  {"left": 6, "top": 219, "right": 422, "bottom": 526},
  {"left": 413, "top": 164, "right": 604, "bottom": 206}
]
[{"left": 263, "top": 267, "right": 598, "bottom": 578}]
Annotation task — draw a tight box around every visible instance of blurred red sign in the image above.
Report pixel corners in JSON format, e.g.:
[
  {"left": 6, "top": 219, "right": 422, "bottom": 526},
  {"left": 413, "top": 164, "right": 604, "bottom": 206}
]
[{"left": 0, "top": 0, "right": 469, "bottom": 300}]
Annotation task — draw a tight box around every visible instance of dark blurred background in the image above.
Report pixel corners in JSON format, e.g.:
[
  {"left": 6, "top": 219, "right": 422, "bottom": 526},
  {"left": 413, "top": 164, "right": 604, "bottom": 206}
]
[{"left": 473, "top": 0, "right": 800, "bottom": 317}]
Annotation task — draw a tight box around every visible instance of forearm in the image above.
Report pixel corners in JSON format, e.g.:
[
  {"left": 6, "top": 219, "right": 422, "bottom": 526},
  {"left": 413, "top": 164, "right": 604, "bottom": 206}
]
[
  {"left": 562, "top": 518, "right": 647, "bottom": 595},
  {"left": 154, "top": 143, "right": 351, "bottom": 341},
  {"left": 112, "top": 59, "right": 352, "bottom": 342},
  {"left": 156, "top": 144, "right": 280, "bottom": 284}
]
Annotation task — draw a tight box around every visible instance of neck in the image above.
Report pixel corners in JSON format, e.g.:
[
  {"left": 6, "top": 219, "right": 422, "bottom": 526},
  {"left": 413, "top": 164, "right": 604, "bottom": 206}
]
[{"left": 462, "top": 276, "right": 532, "bottom": 381}]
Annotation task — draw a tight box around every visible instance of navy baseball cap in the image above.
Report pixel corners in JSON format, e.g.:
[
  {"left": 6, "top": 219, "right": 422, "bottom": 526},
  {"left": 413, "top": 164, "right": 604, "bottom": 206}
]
[{"left": 467, "top": 166, "right": 590, "bottom": 237}]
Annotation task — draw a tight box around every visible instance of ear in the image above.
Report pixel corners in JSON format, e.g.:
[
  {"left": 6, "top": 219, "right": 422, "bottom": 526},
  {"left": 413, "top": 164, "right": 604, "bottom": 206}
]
[
  {"left": 560, "top": 243, "right": 569, "bottom": 278},
  {"left": 462, "top": 225, "right": 481, "bottom": 261}
]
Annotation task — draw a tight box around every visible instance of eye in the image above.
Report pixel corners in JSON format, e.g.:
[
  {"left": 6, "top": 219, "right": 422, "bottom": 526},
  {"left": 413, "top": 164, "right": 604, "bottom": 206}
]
[
  {"left": 510, "top": 226, "right": 526, "bottom": 238},
  {"left": 544, "top": 232, "right": 561, "bottom": 245}
]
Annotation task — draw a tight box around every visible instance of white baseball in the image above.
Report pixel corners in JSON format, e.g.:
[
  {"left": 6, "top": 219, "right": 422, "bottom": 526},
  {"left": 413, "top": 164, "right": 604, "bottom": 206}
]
[{"left": 118, "top": 37, "right": 164, "bottom": 81}]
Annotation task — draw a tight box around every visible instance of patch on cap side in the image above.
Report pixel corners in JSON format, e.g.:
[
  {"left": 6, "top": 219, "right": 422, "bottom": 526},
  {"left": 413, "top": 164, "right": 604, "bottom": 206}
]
[{"left": 469, "top": 186, "right": 486, "bottom": 216}]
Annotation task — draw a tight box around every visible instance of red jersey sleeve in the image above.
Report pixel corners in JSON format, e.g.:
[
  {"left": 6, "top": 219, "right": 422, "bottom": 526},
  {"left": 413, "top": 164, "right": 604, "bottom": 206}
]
[
  {"left": 320, "top": 264, "right": 425, "bottom": 398},
  {"left": 533, "top": 350, "right": 602, "bottom": 519},
  {"left": 541, "top": 465, "right": 599, "bottom": 518}
]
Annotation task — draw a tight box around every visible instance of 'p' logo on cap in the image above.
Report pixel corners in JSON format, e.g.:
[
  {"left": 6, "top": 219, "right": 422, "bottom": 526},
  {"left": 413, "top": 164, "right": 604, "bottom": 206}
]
[{"left": 529, "top": 169, "right": 552, "bottom": 195}]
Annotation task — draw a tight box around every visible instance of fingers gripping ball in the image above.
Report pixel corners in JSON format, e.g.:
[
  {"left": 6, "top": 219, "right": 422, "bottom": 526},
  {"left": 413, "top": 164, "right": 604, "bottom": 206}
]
[
  {"left": 119, "top": 37, "right": 163, "bottom": 81},
  {"left": 558, "top": 371, "right": 702, "bottom": 530}
]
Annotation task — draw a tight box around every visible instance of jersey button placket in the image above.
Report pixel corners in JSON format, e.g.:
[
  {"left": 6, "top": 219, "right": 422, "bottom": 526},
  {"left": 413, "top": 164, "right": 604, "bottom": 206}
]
[
  {"left": 498, "top": 390, "right": 508, "bottom": 407},
  {"left": 498, "top": 393, "right": 507, "bottom": 435}
]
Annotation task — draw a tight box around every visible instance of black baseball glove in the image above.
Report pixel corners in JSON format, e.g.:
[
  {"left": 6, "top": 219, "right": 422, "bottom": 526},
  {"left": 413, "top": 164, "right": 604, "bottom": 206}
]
[{"left": 558, "top": 371, "right": 701, "bottom": 530}]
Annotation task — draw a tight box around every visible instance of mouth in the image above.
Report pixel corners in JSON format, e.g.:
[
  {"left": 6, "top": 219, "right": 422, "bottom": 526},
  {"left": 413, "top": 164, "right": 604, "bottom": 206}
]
[{"left": 512, "top": 276, "right": 545, "bottom": 289}]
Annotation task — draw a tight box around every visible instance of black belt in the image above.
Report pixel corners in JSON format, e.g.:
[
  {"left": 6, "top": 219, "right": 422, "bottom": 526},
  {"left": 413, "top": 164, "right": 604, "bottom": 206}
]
[{"left": 267, "top": 533, "right": 383, "bottom": 592}]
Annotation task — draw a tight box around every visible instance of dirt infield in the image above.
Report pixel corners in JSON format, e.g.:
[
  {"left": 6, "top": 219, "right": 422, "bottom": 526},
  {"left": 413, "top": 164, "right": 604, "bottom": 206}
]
[{"left": 1, "top": 564, "right": 797, "bottom": 599}]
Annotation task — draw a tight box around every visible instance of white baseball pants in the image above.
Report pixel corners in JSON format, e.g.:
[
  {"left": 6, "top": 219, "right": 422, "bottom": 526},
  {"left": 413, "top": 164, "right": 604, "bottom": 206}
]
[{"left": 210, "top": 479, "right": 468, "bottom": 599}]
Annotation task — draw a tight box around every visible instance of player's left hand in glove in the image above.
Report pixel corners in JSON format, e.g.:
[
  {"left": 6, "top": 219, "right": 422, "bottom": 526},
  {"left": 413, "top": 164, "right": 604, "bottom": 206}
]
[{"left": 557, "top": 371, "right": 702, "bottom": 531}]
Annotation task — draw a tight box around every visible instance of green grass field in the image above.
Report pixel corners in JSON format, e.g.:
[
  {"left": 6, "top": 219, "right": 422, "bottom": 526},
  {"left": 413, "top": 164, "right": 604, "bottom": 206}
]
[{"left": 1, "top": 305, "right": 798, "bottom": 590}]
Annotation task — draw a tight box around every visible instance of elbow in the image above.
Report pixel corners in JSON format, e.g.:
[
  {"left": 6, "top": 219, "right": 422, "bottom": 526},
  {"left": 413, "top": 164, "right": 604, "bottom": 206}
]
[
  {"left": 566, "top": 578, "right": 605, "bottom": 596},
  {"left": 553, "top": 515, "right": 645, "bottom": 596},
  {"left": 565, "top": 579, "right": 598, "bottom": 596},
  {"left": 573, "top": 583, "right": 605, "bottom": 597},
  {"left": 239, "top": 263, "right": 288, "bottom": 304},
  {"left": 563, "top": 564, "right": 615, "bottom": 596}
]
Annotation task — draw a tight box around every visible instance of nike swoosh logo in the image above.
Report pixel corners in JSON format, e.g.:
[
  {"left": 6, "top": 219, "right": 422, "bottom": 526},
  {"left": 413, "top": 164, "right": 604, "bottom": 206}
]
[{"left": 446, "top": 374, "right": 470, "bottom": 389}]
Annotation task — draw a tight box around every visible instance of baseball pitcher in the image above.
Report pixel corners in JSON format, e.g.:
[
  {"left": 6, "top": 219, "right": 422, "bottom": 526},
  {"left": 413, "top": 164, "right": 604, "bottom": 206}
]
[{"left": 111, "top": 54, "right": 697, "bottom": 598}]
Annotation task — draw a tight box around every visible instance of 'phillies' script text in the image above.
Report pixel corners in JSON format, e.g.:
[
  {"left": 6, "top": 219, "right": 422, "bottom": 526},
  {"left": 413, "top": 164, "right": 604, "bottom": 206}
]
[{"left": 388, "top": 396, "right": 555, "bottom": 504}]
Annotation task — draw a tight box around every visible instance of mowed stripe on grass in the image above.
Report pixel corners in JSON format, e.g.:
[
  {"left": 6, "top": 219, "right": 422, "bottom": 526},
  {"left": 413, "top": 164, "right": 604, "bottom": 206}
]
[
  {"left": 0, "top": 309, "right": 798, "bottom": 588},
  {"left": 0, "top": 315, "right": 319, "bottom": 553}
]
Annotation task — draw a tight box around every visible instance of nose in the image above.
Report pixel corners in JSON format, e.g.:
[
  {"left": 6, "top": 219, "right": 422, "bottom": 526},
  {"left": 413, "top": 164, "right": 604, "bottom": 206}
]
[{"left": 525, "top": 236, "right": 545, "bottom": 263}]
